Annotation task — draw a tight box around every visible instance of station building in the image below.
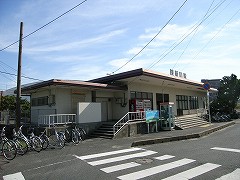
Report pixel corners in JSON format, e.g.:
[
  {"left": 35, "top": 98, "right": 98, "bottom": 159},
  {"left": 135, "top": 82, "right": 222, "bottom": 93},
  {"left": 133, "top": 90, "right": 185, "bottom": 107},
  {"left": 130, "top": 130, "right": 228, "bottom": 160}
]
[{"left": 21, "top": 68, "right": 216, "bottom": 136}]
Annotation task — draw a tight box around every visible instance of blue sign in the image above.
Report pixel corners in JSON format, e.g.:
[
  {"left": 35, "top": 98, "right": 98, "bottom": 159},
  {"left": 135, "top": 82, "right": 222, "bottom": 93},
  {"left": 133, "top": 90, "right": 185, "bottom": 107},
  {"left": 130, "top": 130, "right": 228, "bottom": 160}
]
[
  {"left": 146, "top": 110, "right": 159, "bottom": 123},
  {"left": 203, "top": 82, "right": 211, "bottom": 90}
]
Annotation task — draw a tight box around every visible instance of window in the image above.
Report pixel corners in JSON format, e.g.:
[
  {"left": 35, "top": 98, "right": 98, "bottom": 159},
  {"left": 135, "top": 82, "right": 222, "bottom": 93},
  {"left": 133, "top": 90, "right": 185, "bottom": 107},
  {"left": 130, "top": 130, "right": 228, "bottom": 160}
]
[
  {"left": 31, "top": 96, "right": 49, "bottom": 106},
  {"left": 130, "top": 92, "right": 136, "bottom": 99},
  {"left": 189, "top": 96, "right": 199, "bottom": 109},
  {"left": 156, "top": 93, "right": 169, "bottom": 103},
  {"left": 130, "top": 91, "right": 153, "bottom": 100},
  {"left": 176, "top": 95, "right": 188, "bottom": 110}
]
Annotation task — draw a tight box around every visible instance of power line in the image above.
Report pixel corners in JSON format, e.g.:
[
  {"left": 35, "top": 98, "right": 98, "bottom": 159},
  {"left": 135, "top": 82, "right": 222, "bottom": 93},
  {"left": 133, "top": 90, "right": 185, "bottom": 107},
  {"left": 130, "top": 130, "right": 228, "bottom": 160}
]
[
  {"left": 0, "top": 0, "right": 88, "bottom": 86},
  {"left": 0, "top": 0, "right": 88, "bottom": 52},
  {"left": 0, "top": 64, "right": 16, "bottom": 82},
  {"left": 146, "top": 0, "right": 227, "bottom": 70},
  {"left": 158, "top": 0, "right": 217, "bottom": 94},
  {"left": 110, "top": 0, "right": 189, "bottom": 75},
  {"left": 171, "top": 0, "right": 216, "bottom": 70},
  {"left": 180, "top": 6, "right": 240, "bottom": 72},
  {"left": 0, "top": 70, "right": 43, "bottom": 81},
  {"left": 126, "top": 0, "right": 228, "bottom": 88},
  {"left": 177, "top": 0, "right": 234, "bottom": 72}
]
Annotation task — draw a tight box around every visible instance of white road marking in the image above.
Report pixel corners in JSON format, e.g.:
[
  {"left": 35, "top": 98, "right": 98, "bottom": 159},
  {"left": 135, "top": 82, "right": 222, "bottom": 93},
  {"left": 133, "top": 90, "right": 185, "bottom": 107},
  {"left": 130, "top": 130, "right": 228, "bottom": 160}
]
[
  {"left": 101, "top": 162, "right": 141, "bottom": 173},
  {"left": 117, "top": 158, "right": 196, "bottom": 180},
  {"left": 211, "top": 147, "right": 240, "bottom": 153},
  {"left": 3, "top": 172, "right": 25, "bottom": 180},
  {"left": 154, "top": 155, "right": 175, "bottom": 160},
  {"left": 215, "top": 168, "right": 240, "bottom": 180},
  {"left": 88, "top": 150, "right": 157, "bottom": 166},
  {"left": 162, "top": 163, "right": 221, "bottom": 180},
  {"left": 75, "top": 147, "right": 143, "bottom": 160}
]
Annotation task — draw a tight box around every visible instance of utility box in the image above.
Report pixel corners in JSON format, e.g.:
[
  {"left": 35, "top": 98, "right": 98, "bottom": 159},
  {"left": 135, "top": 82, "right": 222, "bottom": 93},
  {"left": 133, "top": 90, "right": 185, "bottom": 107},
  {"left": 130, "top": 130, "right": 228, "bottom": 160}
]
[{"left": 160, "top": 102, "right": 175, "bottom": 130}]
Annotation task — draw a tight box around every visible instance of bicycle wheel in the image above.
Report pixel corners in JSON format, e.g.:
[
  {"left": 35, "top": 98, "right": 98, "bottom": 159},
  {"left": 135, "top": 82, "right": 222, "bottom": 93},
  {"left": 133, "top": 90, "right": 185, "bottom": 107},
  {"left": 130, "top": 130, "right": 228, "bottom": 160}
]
[
  {"left": 40, "top": 134, "right": 49, "bottom": 150},
  {"left": 79, "top": 128, "right": 87, "bottom": 141},
  {"left": 57, "top": 133, "right": 65, "bottom": 148},
  {"left": 15, "top": 137, "right": 28, "bottom": 155},
  {"left": 71, "top": 131, "right": 79, "bottom": 145},
  {"left": 49, "top": 134, "right": 57, "bottom": 148},
  {"left": 2, "top": 140, "right": 17, "bottom": 160},
  {"left": 64, "top": 129, "right": 71, "bottom": 143},
  {"left": 49, "top": 134, "right": 64, "bottom": 149},
  {"left": 32, "top": 136, "right": 43, "bottom": 152}
]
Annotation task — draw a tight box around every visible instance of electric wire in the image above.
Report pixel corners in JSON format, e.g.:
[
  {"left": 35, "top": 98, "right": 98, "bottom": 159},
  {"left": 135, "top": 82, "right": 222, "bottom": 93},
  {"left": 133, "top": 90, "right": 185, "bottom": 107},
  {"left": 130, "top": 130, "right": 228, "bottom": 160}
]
[
  {"left": 158, "top": 0, "right": 238, "bottom": 96},
  {"left": 0, "top": 0, "right": 88, "bottom": 87},
  {"left": 110, "top": 0, "right": 189, "bottom": 75},
  {"left": 171, "top": 0, "right": 216, "bottom": 70},
  {"left": 180, "top": 6, "right": 240, "bottom": 73},
  {"left": 0, "top": 70, "right": 43, "bottom": 81},
  {"left": 0, "top": 0, "right": 88, "bottom": 52},
  {"left": 158, "top": 0, "right": 217, "bottom": 95},
  {"left": 126, "top": 0, "right": 228, "bottom": 90},
  {"left": 179, "top": 0, "right": 235, "bottom": 72},
  {"left": 0, "top": 64, "right": 16, "bottom": 83},
  {"left": 146, "top": 0, "right": 227, "bottom": 71}
]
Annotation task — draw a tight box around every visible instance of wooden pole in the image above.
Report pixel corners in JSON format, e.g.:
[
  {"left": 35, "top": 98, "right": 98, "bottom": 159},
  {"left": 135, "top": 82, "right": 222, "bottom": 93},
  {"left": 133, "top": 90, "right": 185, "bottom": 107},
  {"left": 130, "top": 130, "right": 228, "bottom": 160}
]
[{"left": 16, "top": 22, "right": 23, "bottom": 129}]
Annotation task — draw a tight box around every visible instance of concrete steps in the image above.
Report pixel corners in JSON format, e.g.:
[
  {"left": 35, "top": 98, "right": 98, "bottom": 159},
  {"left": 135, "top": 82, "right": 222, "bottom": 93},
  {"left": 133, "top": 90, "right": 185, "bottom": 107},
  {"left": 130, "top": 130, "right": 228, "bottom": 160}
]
[
  {"left": 89, "top": 122, "right": 116, "bottom": 139},
  {"left": 175, "top": 115, "right": 210, "bottom": 130}
]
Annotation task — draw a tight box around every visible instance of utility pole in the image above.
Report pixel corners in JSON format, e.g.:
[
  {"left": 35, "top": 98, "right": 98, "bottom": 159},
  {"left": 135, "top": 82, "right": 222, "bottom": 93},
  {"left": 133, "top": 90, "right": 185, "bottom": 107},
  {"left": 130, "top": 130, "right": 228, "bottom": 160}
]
[{"left": 16, "top": 22, "right": 23, "bottom": 129}]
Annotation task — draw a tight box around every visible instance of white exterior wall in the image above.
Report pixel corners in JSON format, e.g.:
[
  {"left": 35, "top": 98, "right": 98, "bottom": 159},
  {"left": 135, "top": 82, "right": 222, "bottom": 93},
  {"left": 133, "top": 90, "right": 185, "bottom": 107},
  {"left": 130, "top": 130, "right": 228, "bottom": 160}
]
[
  {"left": 55, "top": 88, "right": 72, "bottom": 114},
  {"left": 95, "top": 91, "right": 129, "bottom": 121},
  {"left": 30, "top": 82, "right": 206, "bottom": 124},
  {"left": 111, "top": 91, "right": 129, "bottom": 120},
  {"left": 31, "top": 89, "right": 56, "bottom": 124},
  {"left": 77, "top": 102, "right": 101, "bottom": 123},
  {"left": 30, "top": 87, "right": 92, "bottom": 123},
  {"left": 128, "top": 82, "right": 206, "bottom": 116}
]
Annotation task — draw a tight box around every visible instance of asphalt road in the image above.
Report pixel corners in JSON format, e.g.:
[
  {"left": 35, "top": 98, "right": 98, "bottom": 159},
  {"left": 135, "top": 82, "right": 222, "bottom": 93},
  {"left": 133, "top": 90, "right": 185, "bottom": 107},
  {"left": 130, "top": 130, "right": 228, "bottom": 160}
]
[{"left": 1, "top": 122, "right": 240, "bottom": 180}]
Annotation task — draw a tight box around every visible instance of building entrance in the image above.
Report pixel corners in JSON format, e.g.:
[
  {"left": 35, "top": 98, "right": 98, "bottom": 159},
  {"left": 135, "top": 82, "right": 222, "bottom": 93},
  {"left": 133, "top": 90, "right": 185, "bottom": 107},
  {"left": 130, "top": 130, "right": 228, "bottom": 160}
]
[{"left": 156, "top": 93, "right": 169, "bottom": 111}]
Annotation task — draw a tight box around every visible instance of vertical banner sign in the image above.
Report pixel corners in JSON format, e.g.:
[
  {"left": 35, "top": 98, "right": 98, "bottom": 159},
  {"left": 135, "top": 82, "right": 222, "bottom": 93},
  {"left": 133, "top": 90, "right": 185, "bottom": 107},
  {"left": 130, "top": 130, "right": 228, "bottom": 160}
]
[{"left": 146, "top": 110, "right": 159, "bottom": 123}]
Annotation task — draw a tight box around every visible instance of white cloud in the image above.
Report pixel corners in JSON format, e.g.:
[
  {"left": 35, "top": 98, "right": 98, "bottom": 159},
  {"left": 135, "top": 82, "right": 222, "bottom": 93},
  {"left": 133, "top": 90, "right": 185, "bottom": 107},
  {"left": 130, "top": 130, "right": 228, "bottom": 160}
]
[
  {"left": 140, "top": 24, "right": 195, "bottom": 42},
  {"left": 22, "top": 29, "right": 127, "bottom": 54}
]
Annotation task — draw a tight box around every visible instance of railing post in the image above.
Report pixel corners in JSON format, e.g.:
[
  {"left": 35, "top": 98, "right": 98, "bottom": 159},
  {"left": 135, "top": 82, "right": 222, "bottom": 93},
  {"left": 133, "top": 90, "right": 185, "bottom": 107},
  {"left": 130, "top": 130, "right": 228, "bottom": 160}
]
[{"left": 48, "top": 116, "right": 50, "bottom": 128}]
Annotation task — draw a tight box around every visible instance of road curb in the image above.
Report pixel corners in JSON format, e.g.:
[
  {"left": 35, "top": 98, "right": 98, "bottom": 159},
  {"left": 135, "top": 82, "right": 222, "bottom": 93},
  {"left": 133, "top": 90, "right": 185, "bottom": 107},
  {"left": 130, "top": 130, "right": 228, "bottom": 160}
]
[{"left": 131, "top": 121, "right": 235, "bottom": 147}]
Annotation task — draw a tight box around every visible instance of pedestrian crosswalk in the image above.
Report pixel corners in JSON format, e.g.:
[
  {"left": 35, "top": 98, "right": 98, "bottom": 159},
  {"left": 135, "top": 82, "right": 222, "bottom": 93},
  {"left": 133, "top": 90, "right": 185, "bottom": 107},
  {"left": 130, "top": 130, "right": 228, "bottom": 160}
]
[{"left": 74, "top": 147, "right": 240, "bottom": 180}]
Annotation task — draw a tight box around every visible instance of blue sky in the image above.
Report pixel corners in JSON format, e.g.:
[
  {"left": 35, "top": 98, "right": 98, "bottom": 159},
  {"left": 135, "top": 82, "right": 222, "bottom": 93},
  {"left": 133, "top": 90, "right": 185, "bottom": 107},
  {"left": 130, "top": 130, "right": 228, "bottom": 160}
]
[{"left": 0, "top": 0, "right": 240, "bottom": 90}]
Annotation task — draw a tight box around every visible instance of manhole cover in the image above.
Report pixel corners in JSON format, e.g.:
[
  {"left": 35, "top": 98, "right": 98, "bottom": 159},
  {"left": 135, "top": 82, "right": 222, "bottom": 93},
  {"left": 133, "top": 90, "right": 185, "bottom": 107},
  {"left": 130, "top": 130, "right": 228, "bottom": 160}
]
[{"left": 135, "top": 158, "right": 153, "bottom": 164}]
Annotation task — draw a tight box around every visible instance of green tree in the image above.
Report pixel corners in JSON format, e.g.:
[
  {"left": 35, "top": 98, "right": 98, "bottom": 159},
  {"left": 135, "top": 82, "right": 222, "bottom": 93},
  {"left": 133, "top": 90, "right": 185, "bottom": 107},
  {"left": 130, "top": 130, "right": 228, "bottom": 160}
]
[
  {"left": 0, "top": 95, "right": 30, "bottom": 113},
  {"left": 0, "top": 95, "right": 16, "bottom": 111},
  {"left": 210, "top": 74, "right": 240, "bottom": 116}
]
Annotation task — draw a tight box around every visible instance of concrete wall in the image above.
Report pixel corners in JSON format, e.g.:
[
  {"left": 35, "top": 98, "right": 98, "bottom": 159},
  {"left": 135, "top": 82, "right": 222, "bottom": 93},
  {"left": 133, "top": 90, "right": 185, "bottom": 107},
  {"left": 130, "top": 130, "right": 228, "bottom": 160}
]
[
  {"left": 77, "top": 102, "right": 101, "bottom": 123},
  {"left": 114, "top": 122, "right": 148, "bottom": 139}
]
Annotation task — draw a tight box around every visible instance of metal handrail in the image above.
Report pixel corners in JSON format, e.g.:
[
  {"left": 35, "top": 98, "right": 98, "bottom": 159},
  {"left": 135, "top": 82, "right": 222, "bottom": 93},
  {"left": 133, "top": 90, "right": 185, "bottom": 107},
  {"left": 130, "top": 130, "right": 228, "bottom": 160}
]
[
  {"left": 197, "top": 108, "right": 207, "bottom": 118},
  {"left": 113, "top": 111, "right": 145, "bottom": 136},
  {"left": 173, "top": 116, "right": 182, "bottom": 128},
  {"left": 38, "top": 114, "right": 76, "bottom": 127}
]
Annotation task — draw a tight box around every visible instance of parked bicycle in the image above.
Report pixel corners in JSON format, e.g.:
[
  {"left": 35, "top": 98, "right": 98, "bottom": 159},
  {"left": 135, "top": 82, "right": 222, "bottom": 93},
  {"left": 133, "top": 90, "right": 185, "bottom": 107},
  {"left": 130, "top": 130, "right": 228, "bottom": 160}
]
[
  {"left": 211, "top": 112, "right": 231, "bottom": 122},
  {"left": 15, "top": 125, "right": 43, "bottom": 152},
  {"left": 3, "top": 126, "right": 27, "bottom": 156},
  {"left": 39, "top": 128, "right": 49, "bottom": 150},
  {"left": 12, "top": 128, "right": 28, "bottom": 155},
  {"left": 75, "top": 125, "right": 87, "bottom": 141},
  {"left": 62, "top": 123, "right": 81, "bottom": 145},
  {"left": 48, "top": 124, "right": 65, "bottom": 149},
  {"left": 0, "top": 127, "right": 17, "bottom": 160}
]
